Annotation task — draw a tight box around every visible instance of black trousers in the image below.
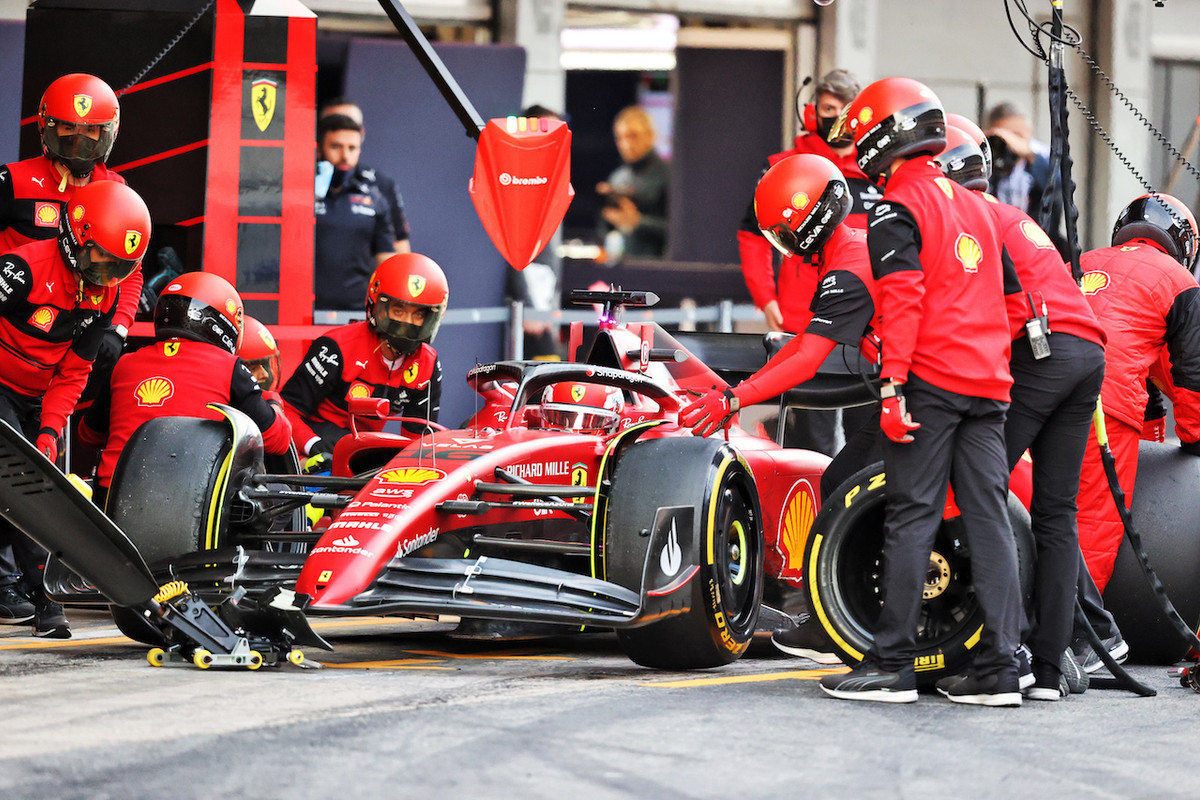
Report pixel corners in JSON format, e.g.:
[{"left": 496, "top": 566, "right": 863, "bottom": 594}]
[
  {"left": 1005, "top": 333, "right": 1105, "bottom": 666},
  {"left": 868, "top": 376, "right": 1021, "bottom": 677},
  {"left": 0, "top": 387, "right": 51, "bottom": 594}
]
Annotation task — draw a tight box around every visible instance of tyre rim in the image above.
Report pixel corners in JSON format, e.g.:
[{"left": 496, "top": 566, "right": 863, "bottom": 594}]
[
  {"left": 923, "top": 551, "right": 952, "bottom": 600},
  {"left": 715, "top": 477, "right": 759, "bottom": 631}
]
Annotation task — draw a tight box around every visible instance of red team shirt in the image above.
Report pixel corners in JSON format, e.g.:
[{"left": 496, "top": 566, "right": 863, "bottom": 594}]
[
  {"left": 0, "top": 237, "right": 117, "bottom": 433},
  {"left": 79, "top": 339, "right": 292, "bottom": 488},
  {"left": 0, "top": 156, "right": 143, "bottom": 330}
]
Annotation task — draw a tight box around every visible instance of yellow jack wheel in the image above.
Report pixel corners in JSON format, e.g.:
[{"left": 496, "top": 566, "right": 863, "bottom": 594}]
[
  {"left": 193, "top": 649, "right": 213, "bottom": 670},
  {"left": 287, "top": 649, "right": 305, "bottom": 666},
  {"left": 147, "top": 648, "right": 166, "bottom": 668},
  {"left": 247, "top": 651, "right": 263, "bottom": 670}
]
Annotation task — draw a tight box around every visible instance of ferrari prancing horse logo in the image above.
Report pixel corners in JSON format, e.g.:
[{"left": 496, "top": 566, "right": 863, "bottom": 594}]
[
  {"left": 251, "top": 79, "right": 277, "bottom": 132},
  {"left": 125, "top": 230, "right": 142, "bottom": 256},
  {"left": 73, "top": 94, "right": 92, "bottom": 118},
  {"left": 408, "top": 275, "right": 426, "bottom": 298}
]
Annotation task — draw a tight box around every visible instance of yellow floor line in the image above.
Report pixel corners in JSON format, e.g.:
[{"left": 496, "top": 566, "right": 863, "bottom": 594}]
[
  {"left": 320, "top": 659, "right": 455, "bottom": 670},
  {"left": 0, "top": 635, "right": 131, "bottom": 650},
  {"left": 405, "top": 649, "right": 573, "bottom": 661},
  {"left": 639, "top": 667, "right": 849, "bottom": 688}
]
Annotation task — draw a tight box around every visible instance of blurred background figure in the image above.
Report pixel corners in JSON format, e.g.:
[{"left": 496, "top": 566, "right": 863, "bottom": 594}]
[
  {"left": 985, "top": 102, "right": 1067, "bottom": 257},
  {"left": 596, "top": 106, "right": 669, "bottom": 261}
]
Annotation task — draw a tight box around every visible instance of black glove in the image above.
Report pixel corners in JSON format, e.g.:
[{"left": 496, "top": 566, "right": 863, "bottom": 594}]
[
  {"left": 309, "top": 437, "right": 337, "bottom": 457},
  {"left": 1181, "top": 439, "right": 1200, "bottom": 457},
  {"left": 95, "top": 328, "right": 126, "bottom": 368},
  {"left": 137, "top": 283, "right": 159, "bottom": 318}
]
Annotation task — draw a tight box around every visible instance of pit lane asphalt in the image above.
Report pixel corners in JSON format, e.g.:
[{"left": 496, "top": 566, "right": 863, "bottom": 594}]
[{"left": 2, "top": 609, "right": 1197, "bottom": 799}]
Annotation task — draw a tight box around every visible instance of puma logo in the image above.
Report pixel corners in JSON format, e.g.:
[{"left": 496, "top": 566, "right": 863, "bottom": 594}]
[
  {"left": 45, "top": 281, "right": 54, "bottom": 293},
  {"left": 31, "top": 177, "right": 45, "bottom": 188},
  {"left": 355, "top": 360, "right": 368, "bottom": 368}
]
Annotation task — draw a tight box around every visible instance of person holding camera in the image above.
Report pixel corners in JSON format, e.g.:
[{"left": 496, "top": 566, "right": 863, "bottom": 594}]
[{"left": 985, "top": 102, "right": 1067, "bottom": 258}]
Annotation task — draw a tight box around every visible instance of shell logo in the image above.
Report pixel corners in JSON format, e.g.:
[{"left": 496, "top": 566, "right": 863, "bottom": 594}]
[
  {"left": 1020, "top": 220, "right": 1055, "bottom": 249},
  {"left": 29, "top": 306, "right": 56, "bottom": 332},
  {"left": 791, "top": 191, "right": 810, "bottom": 210},
  {"left": 955, "top": 233, "right": 983, "bottom": 273},
  {"left": 348, "top": 383, "right": 371, "bottom": 399},
  {"left": 934, "top": 177, "right": 956, "bottom": 199},
  {"left": 135, "top": 377, "right": 174, "bottom": 407},
  {"left": 408, "top": 275, "right": 426, "bottom": 298},
  {"left": 857, "top": 107, "right": 873, "bottom": 126},
  {"left": 34, "top": 202, "right": 59, "bottom": 227},
  {"left": 73, "top": 94, "right": 92, "bottom": 117},
  {"left": 779, "top": 481, "right": 817, "bottom": 575},
  {"left": 1081, "top": 270, "right": 1110, "bottom": 295},
  {"left": 377, "top": 467, "right": 444, "bottom": 484},
  {"left": 72, "top": 205, "right": 85, "bottom": 222}
]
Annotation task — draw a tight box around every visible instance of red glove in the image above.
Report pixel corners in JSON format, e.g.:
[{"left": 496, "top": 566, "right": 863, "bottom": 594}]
[
  {"left": 1141, "top": 416, "right": 1166, "bottom": 442},
  {"left": 35, "top": 428, "right": 59, "bottom": 463},
  {"left": 680, "top": 389, "right": 738, "bottom": 437},
  {"left": 880, "top": 384, "right": 920, "bottom": 444}
]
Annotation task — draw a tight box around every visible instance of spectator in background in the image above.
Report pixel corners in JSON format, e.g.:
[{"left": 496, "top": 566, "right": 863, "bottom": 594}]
[
  {"left": 314, "top": 114, "right": 397, "bottom": 310},
  {"left": 736, "top": 68, "right": 878, "bottom": 457},
  {"left": 985, "top": 102, "right": 1067, "bottom": 257},
  {"left": 319, "top": 98, "right": 412, "bottom": 255},
  {"left": 596, "top": 106, "right": 669, "bottom": 260}
]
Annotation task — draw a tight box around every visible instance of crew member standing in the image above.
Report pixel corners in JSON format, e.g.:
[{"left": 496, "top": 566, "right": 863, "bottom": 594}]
[
  {"left": 0, "top": 181, "right": 150, "bottom": 638},
  {"left": 818, "top": 78, "right": 1024, "bottom": 706},
  {"left": 735, "top": 69, "right": 879, "bottom": 456},
  {"left": 282, "top": 252, "right": 447, "bottom": 460},
  {"left": 938, "top": 123, "right": 1106, "bottom": 699}
]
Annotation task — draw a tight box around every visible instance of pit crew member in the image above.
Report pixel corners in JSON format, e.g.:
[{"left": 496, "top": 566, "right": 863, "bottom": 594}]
[
  {"left": 282, "top": 252, "right": 446, "bottom": 460},
  {"left": 0, "top": 180, "right": 150, "bottom": 638},
  {"left": 78, "top": 273, "right": 292, "bottom": 507},
  {"left": 818, "top": 77, "right": 1024, "bottom": 706},
  {"left": 241, "top": 314, "right": 283, "bottom": 395}
]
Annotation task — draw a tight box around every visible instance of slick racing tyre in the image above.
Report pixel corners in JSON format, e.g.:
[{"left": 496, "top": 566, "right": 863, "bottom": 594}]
[
  {"left": 604, "top": 437, "right": 764, "bottom": 669},
  {"left": 804, "top": 461, "right": 1034, "bottom": 686},
  {"left": 106, "top": 417, "right": 238, "bottom": 645},
  {"left": 1104, "top": 441, "right": 1200, "bottom": 664}
]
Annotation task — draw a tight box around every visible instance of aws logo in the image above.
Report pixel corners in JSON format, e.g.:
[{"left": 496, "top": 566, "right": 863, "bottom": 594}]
[
  {"left": 1081, "top": 270, "right": 1110, "bottom": 295},
  {"left": 955, "top": 233, "right": 982, "bottom": 273},
  {"left": 135, "top": 377, "right": 174, "bottom": 406},
  {"left": 376, "top": 467, "right": 444, "bottom": 485}
]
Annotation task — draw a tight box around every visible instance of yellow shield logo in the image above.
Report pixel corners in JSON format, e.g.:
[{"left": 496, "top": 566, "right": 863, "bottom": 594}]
[
  {"left": 408, "top": 275, "right": 426, "bottom": 298},
  {"left": 73, "top": 94, "right": 93, "bottom": 118},
  {"left": 570, "top": 385, "right": 586, "bottom": 403},
  {"left": 125, "top": 230, "right": 142, "bottom": 256},
  {"left": 164, "top": 341, "right": 181, "bottom": 356},
  {"left": 404, "top": 362, "right": 420, "bottom": 384},
  {"left": 251, "top": 79, "right": 277, "bottom": 132}
]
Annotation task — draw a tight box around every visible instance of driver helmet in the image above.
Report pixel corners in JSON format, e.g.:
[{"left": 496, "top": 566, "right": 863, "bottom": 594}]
[
  {"left": 935, "top": 125, "right": 990, "bottom": 191},
  {"left": 365, "top": 253, "right": 449, "bottom": 356},
  {"left": 830, "top": 76, "right": 946, "bottom": 181},
  {"left": 58, "top": 180, "right": 150, "bottom": 287},
  {"left": 754, "top": 154, "right": 851, "bottom": 257},
  {"left": 539, "top": 382, "right": 624, "bottom": 435},
  {"left": 39, "top": 73, "right": 120, "bottom": 178},
  {"left": 1111, "top": 193, "right": 1198, "bottom": 270},
  {"left": 154, "top": 271, "right": 244, "bottom": 355},
  {"left": 240, "top": 315, "right": 281, "bottom": 391}
]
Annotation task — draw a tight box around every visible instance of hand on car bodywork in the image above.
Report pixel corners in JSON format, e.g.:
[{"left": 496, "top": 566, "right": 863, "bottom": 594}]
[
  {"left": 36, "top": 428, "right": 59, "bottom": 463},
  {"left": 680, "top": 389, "right": 738, "bottom": 437}
]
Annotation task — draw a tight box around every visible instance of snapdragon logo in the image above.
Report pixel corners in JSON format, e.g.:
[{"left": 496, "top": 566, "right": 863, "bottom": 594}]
[{"left": 498, "top": 172, "right": 548, "bottom": 186}]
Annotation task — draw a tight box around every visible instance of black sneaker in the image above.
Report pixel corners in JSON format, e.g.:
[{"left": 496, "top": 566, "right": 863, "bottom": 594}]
[
  {"left": 1071, "top": 633, "right": 1129, "bottom": 674},
  {"left": 1016, "top": 645, "right": 1035, "bottom": 691},
  {"left": 819, "top": 663, "right": 917, "bottom": 704},
  {"left": 937, "top": 670, "right": 1022, "bottom": 707},
  {"left": 0, "top": 585, "right": 35, "bottom": 624},
  {"left": 32, "top": 597, "right": 71, "bottom": 639},
  {"left": 1060, "top": 647, "right": 1089, "bottom": 694},
  {"left": 1024, "top": 657, "right": 1068, "bottom": 701},
  {"left": 771, "top": 614, "right": 842, "bottom": 664}
]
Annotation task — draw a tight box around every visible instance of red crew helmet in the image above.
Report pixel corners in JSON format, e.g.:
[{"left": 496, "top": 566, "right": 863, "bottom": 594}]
[
  {"left": 240, "top": 315, "right": 282, "bottom": 391},
  {"left": 39, "top": 73, "right": 120, "bottom": 178},
  {"left": 538, "top": 382, "right": 624, "bottom": 434},
  {"left": 944, "top": 112, "right": 991, "bottom": 178},
  {"left": 154, "top": 272, "right": 245, "bottom": 355},
  {"left": 365, "top": 253, "right": 449, "bottom": 356},
  {"left": 1112, "top": 193, "right": 1198, "bottom": 270},
  {"left": 935, "top": 125, "right": 990, "bottom": 192},
  {"left": 58, "top": 181, "right": 150, "bottom": 287},
  {"left": 754, "top": 154, "right": 851, "bottom": 257},
  {"left": 830, "top": 76, "right": 946, "bottom": 180}
]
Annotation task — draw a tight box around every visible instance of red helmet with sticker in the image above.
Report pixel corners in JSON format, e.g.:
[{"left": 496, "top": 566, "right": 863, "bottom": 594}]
[
  {"left": 58, "top": 180, "right": 150, "bottom": 287},
  {"left": 154, "top": 272, "right": 244, "bottom": 354},
  {"left": 365, "top": 253, "right": 449, "bottom": 355},
  {"left": 39, "top": 73, "right": 120, "bottom": 177},
  {"left": 240, "top": 315, "right": 281, "bottom": 391},
  {"left": 945, "top": 112, "right": 991, "bottom": 178},
  {"left": 539, "top": 382, "right": 624, "bottom": 434},
  {"left": 754, "top": 154, "right": 851, "bottom": 257},
  {"left": 1112, "top": 193, "right": 1198, "bottom": 270},
  {"left": 936, "top": 125, "right": 990, "bottom": 192},
  {"left": 830, "top": 76, "right": 946, "bottom": 180}
]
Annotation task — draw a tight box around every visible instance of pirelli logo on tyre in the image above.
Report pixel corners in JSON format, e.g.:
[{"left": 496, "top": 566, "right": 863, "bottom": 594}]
[{"left": 914, "top": 652, "right": 945, "bottom": 672}]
